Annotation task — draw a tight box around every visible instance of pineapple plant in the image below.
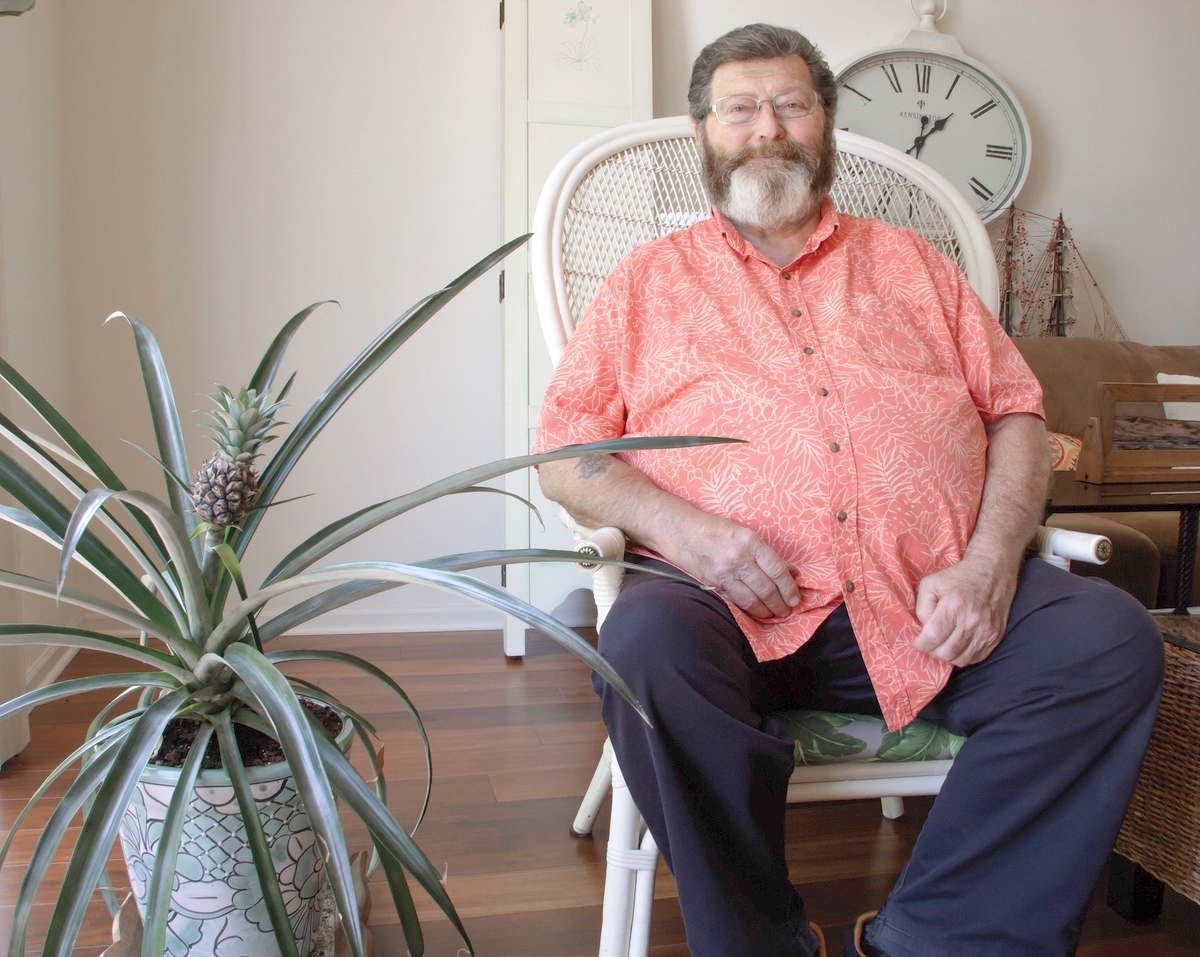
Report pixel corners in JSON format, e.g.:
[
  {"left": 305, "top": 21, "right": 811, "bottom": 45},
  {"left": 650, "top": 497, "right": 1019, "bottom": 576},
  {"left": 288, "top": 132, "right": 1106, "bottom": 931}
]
[{"left": 0, "top": 235, "right": 731, "bottom": 956}]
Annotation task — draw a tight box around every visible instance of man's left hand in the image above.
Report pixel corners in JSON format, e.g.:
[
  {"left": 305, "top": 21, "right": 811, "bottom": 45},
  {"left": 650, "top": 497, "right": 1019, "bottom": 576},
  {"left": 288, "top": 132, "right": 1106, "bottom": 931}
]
[{"left": 912, "top": 555, "right": 1019, "bottom": 667}]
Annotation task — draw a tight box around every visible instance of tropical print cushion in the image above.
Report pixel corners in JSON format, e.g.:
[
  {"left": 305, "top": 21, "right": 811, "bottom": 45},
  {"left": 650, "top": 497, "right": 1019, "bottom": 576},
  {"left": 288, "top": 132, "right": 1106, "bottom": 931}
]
[
  {"left": 774, "top": 710, "right": 965, "bottom": 766},
  {"left": 1047, "top": 431, "right": 1082, "bottom": 471}
]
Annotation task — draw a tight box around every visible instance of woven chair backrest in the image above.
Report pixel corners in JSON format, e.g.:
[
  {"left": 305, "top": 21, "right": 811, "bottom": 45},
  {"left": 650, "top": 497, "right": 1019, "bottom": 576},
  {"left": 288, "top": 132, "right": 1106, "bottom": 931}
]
[{"left": 531, "top": 117, "right": 997, "bottom": 364}]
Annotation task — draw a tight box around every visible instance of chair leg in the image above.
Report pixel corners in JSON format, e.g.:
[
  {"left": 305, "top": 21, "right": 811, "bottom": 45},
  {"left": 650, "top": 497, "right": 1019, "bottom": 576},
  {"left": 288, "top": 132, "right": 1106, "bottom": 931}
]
[
  {"left": 599, "top": 757, "right": 660, "bottom": 957},
  {"left": 628, "top": 828, "right": 659, "bottom": 957},
  {"left": 880, "top": 796, "right": 905, "bottom": 819},
  {"left": 573, "top": 739, "right": 614, "bottom": 837}
]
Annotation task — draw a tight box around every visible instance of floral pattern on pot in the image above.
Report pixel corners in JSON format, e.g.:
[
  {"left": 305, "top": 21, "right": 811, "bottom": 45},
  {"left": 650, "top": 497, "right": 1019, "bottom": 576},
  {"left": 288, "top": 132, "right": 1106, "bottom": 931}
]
[{"left": 119, "top": 767, "right": 326, "bottom": 957}]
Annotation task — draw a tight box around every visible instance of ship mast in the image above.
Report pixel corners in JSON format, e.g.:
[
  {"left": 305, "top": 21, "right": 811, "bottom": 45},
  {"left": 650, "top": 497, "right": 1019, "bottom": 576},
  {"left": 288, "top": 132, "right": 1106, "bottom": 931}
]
[
  {"left": 998, "top": 204, "right": 1017, "bottom": 335},
  {"left": 1047, "top": 212, "right": 1069, "bottom": 336}
]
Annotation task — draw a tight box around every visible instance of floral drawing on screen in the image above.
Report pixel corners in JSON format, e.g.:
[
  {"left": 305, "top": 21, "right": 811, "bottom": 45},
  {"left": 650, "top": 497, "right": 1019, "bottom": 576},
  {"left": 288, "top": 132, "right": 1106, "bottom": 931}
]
[{"left": 557, "top": 2, "right": 602, "bottom": 72}]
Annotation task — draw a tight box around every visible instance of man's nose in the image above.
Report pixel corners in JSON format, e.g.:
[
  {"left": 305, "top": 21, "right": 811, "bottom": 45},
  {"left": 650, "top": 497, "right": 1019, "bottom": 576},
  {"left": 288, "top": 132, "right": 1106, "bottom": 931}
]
[{"left": 750, "top": 102, "right": 787, "bottom": 139}]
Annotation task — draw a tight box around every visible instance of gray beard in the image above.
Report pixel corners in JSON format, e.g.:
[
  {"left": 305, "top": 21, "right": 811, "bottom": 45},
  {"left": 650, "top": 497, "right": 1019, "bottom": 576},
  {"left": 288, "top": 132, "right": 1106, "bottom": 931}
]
[{"left": 701, "top": 136, "right": 830, "bottom": 234}]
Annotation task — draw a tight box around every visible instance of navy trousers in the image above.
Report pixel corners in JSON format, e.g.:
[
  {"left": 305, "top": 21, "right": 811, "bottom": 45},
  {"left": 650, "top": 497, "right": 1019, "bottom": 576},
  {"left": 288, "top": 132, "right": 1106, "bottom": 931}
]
[{"left": 594, "top": 557, "right": 1164, "bottom": 957}]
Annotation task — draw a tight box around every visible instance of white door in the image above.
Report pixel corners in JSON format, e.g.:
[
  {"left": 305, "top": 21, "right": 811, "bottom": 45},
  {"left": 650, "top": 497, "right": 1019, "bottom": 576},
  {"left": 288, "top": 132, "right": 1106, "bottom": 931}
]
[{"left": 501, "top": 0, "right": 652, "bottom": 655}]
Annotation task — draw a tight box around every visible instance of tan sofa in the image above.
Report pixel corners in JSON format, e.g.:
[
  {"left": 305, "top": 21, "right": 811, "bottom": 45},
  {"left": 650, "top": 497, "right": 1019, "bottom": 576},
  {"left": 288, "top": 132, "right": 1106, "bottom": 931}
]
[{"left": 1013, "top": 337, "right": 1200, "bottom": 609}]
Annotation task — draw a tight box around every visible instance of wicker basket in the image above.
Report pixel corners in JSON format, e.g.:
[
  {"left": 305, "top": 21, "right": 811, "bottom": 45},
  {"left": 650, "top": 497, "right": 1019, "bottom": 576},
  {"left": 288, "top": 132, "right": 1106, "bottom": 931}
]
[{"left": 1113, "top": 615, "right": 1200, "bottom": 904}]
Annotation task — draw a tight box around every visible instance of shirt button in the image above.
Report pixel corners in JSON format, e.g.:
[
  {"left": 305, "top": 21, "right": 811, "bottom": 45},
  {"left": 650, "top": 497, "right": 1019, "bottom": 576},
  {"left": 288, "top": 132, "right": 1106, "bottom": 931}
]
[
  {"left": 791, "top": 309, "right": 802, "bottom": 317},
  {"left": 837, "top": 511, "right": 847, "bottom": 522},
  {"left": 845, "top": 581, "right": 856, "bottom": 593},
  {"left": 817, "top": 387, "right": 828, "bottom": 396},
  {"left": 829, "top": 442, "right": 840, "bottom": 452},
  {"left": 782, "top": 272, "right": 791, "bottom": 280},
  {"left": 803, "top": 346, "right": 814, "bottom": 355}
]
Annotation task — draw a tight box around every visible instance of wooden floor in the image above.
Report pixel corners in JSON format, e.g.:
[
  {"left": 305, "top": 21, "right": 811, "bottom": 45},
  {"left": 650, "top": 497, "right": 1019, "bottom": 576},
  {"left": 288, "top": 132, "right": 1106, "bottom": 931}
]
[{"left": 3, "top": 628, "right": 1199, "bottom": 956}]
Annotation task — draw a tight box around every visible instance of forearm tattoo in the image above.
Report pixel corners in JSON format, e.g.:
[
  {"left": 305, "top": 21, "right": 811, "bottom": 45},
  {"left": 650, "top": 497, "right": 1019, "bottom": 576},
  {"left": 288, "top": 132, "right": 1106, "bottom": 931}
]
[{"left": 576, "top": 455, "right": 612, "bottom": 479}]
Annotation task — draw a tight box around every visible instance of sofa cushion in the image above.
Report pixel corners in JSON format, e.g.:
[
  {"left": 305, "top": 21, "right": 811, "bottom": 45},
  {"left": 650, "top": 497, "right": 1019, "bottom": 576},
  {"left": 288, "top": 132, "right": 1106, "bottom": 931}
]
[
  {"left": 1013, "top": 338, "right": 1200, "bottom": 436},
  {"left": 1158, "top": 372, "right": 1200, "bottom": 421}
]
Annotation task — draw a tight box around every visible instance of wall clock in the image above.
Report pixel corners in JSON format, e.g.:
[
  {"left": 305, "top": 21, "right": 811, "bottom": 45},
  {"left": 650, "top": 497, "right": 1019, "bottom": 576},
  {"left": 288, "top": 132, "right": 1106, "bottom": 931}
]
[{"left": 833, "top": 6, "right": 1031, "bottom": 223}]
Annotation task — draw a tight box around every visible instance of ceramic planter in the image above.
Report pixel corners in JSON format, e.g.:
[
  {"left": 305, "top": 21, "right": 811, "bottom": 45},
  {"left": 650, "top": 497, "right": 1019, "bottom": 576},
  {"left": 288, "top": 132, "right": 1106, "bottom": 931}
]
[{"left": 117, "top": 718, "right": 354, "bottom": 957}]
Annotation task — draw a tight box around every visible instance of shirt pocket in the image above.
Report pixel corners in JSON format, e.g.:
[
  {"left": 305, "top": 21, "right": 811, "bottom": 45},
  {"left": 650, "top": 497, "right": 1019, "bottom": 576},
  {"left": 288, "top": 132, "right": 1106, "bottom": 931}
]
[{"left": 842, "top": 299, "right": 948, "bottom": 378}]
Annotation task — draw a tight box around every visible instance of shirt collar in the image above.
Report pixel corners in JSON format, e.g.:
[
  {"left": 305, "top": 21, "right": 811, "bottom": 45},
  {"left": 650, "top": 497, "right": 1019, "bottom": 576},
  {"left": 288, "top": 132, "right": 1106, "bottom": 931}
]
[{"left": 710, "top": 198, "right": 841, "bottom": 269}]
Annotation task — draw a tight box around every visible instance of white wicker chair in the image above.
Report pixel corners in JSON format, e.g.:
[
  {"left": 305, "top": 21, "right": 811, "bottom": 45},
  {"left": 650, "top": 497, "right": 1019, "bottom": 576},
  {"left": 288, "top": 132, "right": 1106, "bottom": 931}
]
[{"left": 531, "top": 117, "right": 1108, "bottom": 957}]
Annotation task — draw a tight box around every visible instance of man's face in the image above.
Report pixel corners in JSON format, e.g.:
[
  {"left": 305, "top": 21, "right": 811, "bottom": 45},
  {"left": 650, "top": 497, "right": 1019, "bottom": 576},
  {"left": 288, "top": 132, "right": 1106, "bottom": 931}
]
[{"left": 697, "top": 55, "right": 834, "bottom": 234}]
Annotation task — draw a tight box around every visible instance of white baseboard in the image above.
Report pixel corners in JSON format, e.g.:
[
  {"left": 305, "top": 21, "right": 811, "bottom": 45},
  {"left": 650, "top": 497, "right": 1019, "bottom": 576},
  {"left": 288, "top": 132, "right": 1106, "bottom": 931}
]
[
  {"left": 25, "top": 645, "right": 76, "bottom": 689},
  {"left": 281, "top": 604, "right": 505, "bottom": 635}
]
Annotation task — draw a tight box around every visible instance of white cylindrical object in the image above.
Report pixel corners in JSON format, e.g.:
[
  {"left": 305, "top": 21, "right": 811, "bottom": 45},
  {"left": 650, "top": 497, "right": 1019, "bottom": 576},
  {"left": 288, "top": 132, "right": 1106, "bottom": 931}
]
[
  {"left": 573, "top": 526, "right": 626, "bottom": 571},
  {"left": 1035, "top": 526, "right": 1112, "bottom": 566}
]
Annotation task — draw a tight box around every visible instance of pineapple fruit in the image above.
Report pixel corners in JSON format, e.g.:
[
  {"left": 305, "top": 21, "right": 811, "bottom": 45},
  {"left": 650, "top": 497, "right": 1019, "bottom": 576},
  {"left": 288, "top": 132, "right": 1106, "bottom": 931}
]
[{"left": 192, "top": 386, "right": 285, "bottom": 527}]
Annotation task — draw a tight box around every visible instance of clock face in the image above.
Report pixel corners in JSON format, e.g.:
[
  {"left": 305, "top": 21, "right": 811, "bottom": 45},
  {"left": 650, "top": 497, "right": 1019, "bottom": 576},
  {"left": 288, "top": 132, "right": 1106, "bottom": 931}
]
[{"left": 834, "top": 51, "right": 1030, "bottom": 222}]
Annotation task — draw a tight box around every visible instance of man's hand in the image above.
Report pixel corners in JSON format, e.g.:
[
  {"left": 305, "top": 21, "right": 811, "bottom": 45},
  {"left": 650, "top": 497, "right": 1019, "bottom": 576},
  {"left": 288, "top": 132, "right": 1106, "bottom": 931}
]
[
  {"left": 663, "top": 513, "right": 800, "bottom": 620},
  {"left": 911, "top": 554, "right": 1019, "bottom": 667},
  {"left": 537, "top": 454, "right": 799, "bottom": 620},
  {"left": 911, "top": 413, "right": 1048, "bottom": 667}
]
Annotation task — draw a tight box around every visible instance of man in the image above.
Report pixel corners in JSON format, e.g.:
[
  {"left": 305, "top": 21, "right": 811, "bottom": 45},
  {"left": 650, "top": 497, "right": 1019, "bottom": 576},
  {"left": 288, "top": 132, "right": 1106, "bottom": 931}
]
[{"left": 533, "top": 23, "right": 1163, "bottom": 957}]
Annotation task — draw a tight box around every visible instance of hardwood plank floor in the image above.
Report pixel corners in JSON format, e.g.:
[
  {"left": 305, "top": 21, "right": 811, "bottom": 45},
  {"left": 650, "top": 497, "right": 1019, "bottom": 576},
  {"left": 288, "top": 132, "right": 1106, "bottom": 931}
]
[{"left": 2, "top": 629, "right": 1198, "bottom": 956}]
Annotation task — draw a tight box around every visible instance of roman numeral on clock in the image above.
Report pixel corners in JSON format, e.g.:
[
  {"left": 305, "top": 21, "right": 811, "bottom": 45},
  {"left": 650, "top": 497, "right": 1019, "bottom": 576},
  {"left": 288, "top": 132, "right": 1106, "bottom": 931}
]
[
  {"left": 969, "top": 178, "right": 995, "bottom": 201},
  {"left": 971, "top": 100, "right": 998, "bottom": 119},
  {"left": 843, "top": 84, "right": 871, "bottom": 103},
  {"left": 881, "top": 63, "right": 902, "bottom": 93},
  {"left": 944, "top": 74, "right": 960, "bottom": 100},
  {"left": 986, "top": 144, "right": 1015, "bottom": 160},
  {"left": 915, "top": 64, "right": 931, "bottom": 94}
]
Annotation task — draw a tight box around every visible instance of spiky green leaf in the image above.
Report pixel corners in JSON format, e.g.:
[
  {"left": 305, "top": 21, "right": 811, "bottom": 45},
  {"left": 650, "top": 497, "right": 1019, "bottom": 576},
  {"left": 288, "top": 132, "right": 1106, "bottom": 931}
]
[
  {"left": 60, "top": 488, "right": 210, "bottom": 645},
  {"left": 264, "top": 434, "right": 738, "bottom": 584},
  {"left": 212, "top": 711, "right": 302, "bottom": 957},
  {"left": 107, "top": 313, "right": 201, "bottom": 551},
  {"left": 311, "top": 729, "right": 471, "bottom": 950},
  {"left": 42, "top": 687, "right": 194, "bottom": 957},
  {"left": 223, "top": 644, "right": 365, "bottom": 957},
  {"left": 140, "top": 721, "right": 214, "bottom": 957},
  {"left": 0, "top": 446, "right": 176, "bottom": 633}
]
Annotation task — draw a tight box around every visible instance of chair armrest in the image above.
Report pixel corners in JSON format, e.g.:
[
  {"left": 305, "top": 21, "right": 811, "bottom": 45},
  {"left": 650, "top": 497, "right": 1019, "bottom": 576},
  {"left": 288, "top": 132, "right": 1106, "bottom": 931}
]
[
  {"left": 560, "top": 508, "right": 627, "bottom": 627},
  {"left": 1035, "top": 526, "right": 1112, "bottom": 570}
]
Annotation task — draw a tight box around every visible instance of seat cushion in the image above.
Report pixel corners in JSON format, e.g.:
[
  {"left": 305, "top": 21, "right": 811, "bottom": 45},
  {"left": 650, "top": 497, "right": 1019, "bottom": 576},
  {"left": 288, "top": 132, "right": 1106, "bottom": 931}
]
[{"left": 774, "top": 710, "right": 965, "bottom": 766}]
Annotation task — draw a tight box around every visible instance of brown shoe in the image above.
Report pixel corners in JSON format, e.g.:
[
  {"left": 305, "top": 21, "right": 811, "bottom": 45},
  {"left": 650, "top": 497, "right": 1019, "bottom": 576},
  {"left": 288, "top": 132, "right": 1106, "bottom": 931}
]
[{"left": 844, "top": 910, "right": 878, "bottom": 957}]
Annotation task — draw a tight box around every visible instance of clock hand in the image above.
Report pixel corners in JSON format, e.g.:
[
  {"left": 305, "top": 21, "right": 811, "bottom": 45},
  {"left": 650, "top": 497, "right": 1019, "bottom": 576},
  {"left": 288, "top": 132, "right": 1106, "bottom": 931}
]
[
  {"left": 905, "top": 115, "right": 931, "bottom": 156},
  {"left": 929, "top": 113, "right": 953, "bottom": 134},
  {"left": 909, "top": 113, "right": 954, "bottom": 159}
]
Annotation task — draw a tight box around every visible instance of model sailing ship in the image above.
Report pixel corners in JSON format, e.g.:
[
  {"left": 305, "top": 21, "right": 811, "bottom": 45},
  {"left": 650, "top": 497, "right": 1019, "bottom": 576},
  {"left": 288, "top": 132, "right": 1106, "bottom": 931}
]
[{"left": 992, "top": 206, "right": 1127, "bottom": 340}]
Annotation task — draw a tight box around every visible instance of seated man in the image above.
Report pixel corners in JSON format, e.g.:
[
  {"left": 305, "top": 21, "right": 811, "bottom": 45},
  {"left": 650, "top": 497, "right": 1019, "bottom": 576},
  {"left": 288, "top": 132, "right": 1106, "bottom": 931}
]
[{"left": 533, "top": 22, "right": 1163, "bottom": 957}]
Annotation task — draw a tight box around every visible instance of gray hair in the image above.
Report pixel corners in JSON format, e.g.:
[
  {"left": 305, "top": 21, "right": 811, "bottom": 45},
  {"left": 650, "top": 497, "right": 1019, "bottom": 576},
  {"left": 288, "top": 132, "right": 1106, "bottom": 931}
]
[{"left": 687, "top": 24, "right": 838, "bottom": 125}]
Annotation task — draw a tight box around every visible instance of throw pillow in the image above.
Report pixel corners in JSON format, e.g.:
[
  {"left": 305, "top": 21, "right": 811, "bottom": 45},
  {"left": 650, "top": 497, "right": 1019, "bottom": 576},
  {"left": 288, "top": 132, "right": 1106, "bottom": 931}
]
[{"left": 1157, "top": 372, "right": 1200, "bottom": 421}]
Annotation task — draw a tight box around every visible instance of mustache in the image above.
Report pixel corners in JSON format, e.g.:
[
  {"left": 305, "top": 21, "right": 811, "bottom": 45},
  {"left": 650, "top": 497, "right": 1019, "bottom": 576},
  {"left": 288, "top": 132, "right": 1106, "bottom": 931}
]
[{"left": 702, "top": 137, "right": 826, "bottom": 198}]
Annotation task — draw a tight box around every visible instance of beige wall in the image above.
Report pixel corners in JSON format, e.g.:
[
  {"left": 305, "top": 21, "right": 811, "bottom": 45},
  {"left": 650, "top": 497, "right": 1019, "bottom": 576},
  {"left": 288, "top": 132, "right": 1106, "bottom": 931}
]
[
  {"left": 55, "top": 1, "right": 506, "bottom": 632},
  {"left": 0, "top": 0, "right": 68, "bottom": 758},
  {"left": 1, "top": 0, "right": 1196, "bottom": 650},
  {"left": 653, "top": 0, "right": 1200, "bottom": 345}
]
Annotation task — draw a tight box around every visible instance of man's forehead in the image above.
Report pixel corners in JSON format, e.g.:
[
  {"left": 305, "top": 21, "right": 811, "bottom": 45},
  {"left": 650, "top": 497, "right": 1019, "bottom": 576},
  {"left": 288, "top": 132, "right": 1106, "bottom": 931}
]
[{"left": 711, "top": 56, "right": 813, "bottom": 93}]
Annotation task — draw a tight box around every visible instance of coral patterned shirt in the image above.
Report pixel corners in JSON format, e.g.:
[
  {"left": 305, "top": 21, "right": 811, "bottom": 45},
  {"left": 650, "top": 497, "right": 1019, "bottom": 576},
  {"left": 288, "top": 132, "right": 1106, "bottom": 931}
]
[{"left": 533, "top": 201, "right": 1044, "bottom": 728}]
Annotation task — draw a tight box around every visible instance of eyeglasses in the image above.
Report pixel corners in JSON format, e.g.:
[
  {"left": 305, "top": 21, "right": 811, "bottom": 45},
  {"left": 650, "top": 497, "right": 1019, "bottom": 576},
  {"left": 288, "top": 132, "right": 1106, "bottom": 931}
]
[{"left": 709, "top": 90, "right": 822, "bottom": 125}]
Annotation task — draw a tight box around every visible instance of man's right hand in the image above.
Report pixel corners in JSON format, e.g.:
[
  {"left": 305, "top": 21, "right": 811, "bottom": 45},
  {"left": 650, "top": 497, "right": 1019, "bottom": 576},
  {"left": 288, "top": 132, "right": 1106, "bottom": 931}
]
[
  {"left": 660, "top": 512, "right": 800, "bottom": 619},
  {"left": 538, "top": 454, "right": 800, "bottom": 620}
]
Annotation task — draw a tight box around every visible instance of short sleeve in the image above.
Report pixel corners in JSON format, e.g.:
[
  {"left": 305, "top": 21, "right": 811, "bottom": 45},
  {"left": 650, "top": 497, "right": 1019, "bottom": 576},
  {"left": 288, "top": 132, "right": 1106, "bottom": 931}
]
[
  {"left": 531, "top": 266, "right": 633, "bottom": 455},
  {"left": 927, "top": 245, "right": 1044, "bottom": 424}
]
